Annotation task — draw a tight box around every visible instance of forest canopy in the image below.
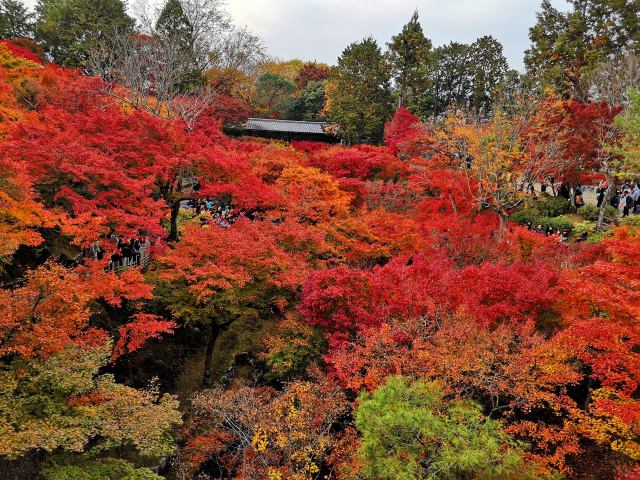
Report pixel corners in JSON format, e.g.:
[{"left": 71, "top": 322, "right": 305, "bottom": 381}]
[{"left": 0, "top": 0, "right": 639, "bottom": 479}]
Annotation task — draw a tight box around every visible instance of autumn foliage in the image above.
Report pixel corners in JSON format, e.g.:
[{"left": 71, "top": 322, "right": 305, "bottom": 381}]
[{"left": 0, "top": 40, "right": 638, "bottom": 480}]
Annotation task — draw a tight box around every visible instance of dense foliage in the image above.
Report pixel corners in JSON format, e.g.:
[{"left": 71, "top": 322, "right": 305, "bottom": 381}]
[{"left": 0, "top": 0, "right": 639, "bottom": 479}]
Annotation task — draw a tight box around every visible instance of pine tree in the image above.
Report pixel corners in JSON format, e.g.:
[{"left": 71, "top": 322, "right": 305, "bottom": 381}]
[
  {"left": 327, "top": 37, "right": 393, "bottom": 144},
  {"left": 467, "top": 36, "right": 509, "bottom": 116},
  {"left": 525, "top": 0, "right": 640, "bottom": 100},
  {"left": 0, "top": 0, "right": 33, "bottom": 38},
  {"left": 34, "top": 0, "right": 134, "bottom": 67},
  {"left": 356, "top": 377, "right": 530, "bottom": 479},
  {"left": 386, "top": 10, "right": 432, "bottom": 110},
  {"left": 155, "top": 0, "right": 203, "bottom": 91},
  {"left": 429, "top": 41, "right": 471, "bottom": 116},
  {"left": 156, "top": 0, "right": 193, "bottom": 48}
]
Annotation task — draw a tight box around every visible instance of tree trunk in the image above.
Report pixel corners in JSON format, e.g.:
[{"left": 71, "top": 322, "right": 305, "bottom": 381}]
[
  {"left": 597, "top": 181, "right": 613, "bottom": 231},
  {"left": 202, "top": 324, "right": 221, "bottom": 388},
  {"left": 569, "top": 183, "right": 576, "bottom": 209},
  {"left": 168, "top": 201, "right": 181, "bottom": 242},
  {"left": 498, "top": 211, "right": 509, "bottom": 239}
]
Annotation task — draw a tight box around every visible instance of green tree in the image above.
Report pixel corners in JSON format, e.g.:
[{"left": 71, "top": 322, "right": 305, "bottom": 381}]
[
  {"left": 0, "top": 0, "right": 33, "bottom": 38},
  {"left": 574, "top": 0, "right": 640, "bottom": 54},
  {"left": 0, "top": 343, "right": 181, "bottom": 459},
  {"left": 429, "top": 41, "right": 471, "bottom": 116},
  {"left": 282, "top": 80, "right": 326, "bottom": 121},
  {"left": 524, "top": 0, "right": 594, "bottom": 99},
  {"left": 386, "top": 10, "right": 432, "bottom": 110},
  {"left": 155, "top": 0, "right": 204, "bottom": 91},
  {"left": 156, "top": 0, "right": 193, "bottom": 49},
  {"left": 34, "top": 0, "right": 134, "bottom": 67},
  {"left": 493, "top": 69, "right": 527, "bottom": 110},
  {"left": 615, "top": 88, "right": 640, "bottom": 179},
  {"left": 525, "top": 0, "right": 640, "bottom": 100},
  {"left": 428, "top": 36, "right": 509, "bottom": 117},
  {"left": 44, "top": 458, "right": 162, "bottom": 480},
  {"left": 467, "top": 36, "right": 509, "bottom": 116},
  {"left": 327, "top": 37, "right": 393, "bottom": 144},
  {"left": 355, "top": 376, "right": 532, "bottom": 480},
  {"left": 253, "top": 71, "right": 297, "bottom": 117}
]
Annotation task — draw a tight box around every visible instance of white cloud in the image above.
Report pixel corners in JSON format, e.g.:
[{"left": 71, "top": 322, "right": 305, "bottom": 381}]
[
  {"left": 22, "top": 0, "right": 570, "bottom": 70},
  {"left": 228, "top": 0, "right": 570, "bottom": 70}
]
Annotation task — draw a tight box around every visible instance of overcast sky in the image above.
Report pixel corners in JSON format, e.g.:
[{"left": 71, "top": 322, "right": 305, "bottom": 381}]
[
  {"left": 21, "top": 0, "right": 570, "bottom": 71},
  {"left": 226, "top": 0, "right": 570, "bottom": 71}
]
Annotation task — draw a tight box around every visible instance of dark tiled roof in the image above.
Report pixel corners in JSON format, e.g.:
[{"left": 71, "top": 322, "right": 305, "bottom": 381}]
[{"left": 244, "top": 118, "right": 328, "bottom": 134}]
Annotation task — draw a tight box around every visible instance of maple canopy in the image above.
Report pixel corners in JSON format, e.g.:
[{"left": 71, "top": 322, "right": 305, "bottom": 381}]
[{"left": 0, "top": 19, "right": 638, "bottom": 479}]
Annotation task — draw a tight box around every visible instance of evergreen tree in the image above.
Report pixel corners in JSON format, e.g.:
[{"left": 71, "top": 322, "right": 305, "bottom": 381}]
[
  {"left": 428, "top": 36, "right": 509, "bottom": 117},
  {"left": 525, "top": 0, "right": 640, "bottom": 99},
  {"left": 615, "top": 88, "right": 640, "bottom": 179},
  {"left": 0, "top": 0, "right": 33, "bottom": 38},
  {"left": 573, "top": 0, "right": 640, "bottom": 54},
  {"left": 524, "top": 0, "right": 593, "bottom": 99},
  {"left": 155, "top": 0, "right": 193, "bottom": 48},
  {"left": 155, "top": 0, "right": 203, "bottom": 90},
  {"left": 467, "top": 35, "right": 509, "bottom": 116},
  {"left": 355, "top": 377, "right": 531, "bottom": 480},
  {"left": 327, "top": 37, "right": 393, "bottom": 144},
  {"left": 386, "top": 10, "right": 432, "bottom": 110},
  {"left": 283, "top": 80, "right": 326, "bottom": 121},
  {"left": 34, "top": 0, "right": 134, "bottom": 67},
  {"left": 253, "top": 72, "right": 297, "bottom": 117},
  {"left": 429, "top": 41, "right": 471, "bottom": 116}
]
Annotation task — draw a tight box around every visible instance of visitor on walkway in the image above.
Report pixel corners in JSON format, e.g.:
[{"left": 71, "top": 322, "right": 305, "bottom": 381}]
[
  {"left": 610, "top": 190, "right": 621, "bottom": 209},
  {"left": 574, "top": 185, "right": 584, "bottom": 209},
  {"left": 596, "top": 181, "right": 607, "bottom": 208},
  {"left": 558, "top": 184, "right": 571, "bottom": 200},
  {"left": 623, "top": 190, "right": 634, "bottom": 217},
  {"left": 632, "top": 183, "right": 640, "bottom": 214}
]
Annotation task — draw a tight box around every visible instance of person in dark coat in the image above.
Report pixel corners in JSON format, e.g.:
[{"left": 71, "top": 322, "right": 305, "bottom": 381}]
[
  {"left": 574, "top": 185, "right": 584, "bottom": 205},
  {"left": 596, "top": 181, "right": 607, "bottom": 208},
  {"left": 623, "top": 191, "right": 634, "bottom": 217},
  {"left": 610, "top": 190, "right": 620, "bottom": 209}
]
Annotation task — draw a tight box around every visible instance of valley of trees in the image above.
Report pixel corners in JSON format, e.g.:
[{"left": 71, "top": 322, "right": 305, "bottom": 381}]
[{"left": 0, "top": 0, "right": 639, "bottom": 479}]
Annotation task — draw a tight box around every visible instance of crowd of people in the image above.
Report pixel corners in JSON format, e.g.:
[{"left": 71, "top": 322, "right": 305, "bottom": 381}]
[
  {"left": 524, "top": 178, "right": 639, "bottom": 244},
  {"left": 536, "top": 177, "right": 640, "bottom": 218},
  {"left": 83, "top": 197, "right": 237, "bottom": 274},
  {"left": 525, "top": 223, "right": 574, "bottom": 243},
  {"left": 601, "top": 181, "right": 640, "bottom": 217},
  {"left": 90, "top": 183, "right": 639, "bottom": 271},
  {"left": 86, "top": 234, "right": 150, "bottom": 271},
  {"left": 184, "top": 198, "right": 236, "bottom": 228},
  {"left": 530, "top": 178, "right": 587, "bottom": 207}
]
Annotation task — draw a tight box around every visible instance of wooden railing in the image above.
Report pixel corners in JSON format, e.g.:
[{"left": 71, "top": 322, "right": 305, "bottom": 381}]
[{"left": 106, "top": 241, "right": 151, "bottom": 274}]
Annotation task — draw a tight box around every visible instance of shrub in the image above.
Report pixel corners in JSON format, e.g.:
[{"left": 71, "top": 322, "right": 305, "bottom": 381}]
[
  {"left": 572, "top": 221, "right": 596, "bottom": 236},
  {"left": 534, "top": 195, "right": 572, "bottom": 217},
  {"left": 511, "top": 211, "right": 573, "bottom": 233},
  {"left": 578, "top": 204, "right": 599, "bottom": 221},
  {"left": 621, "top": 216, "right": 640, "bottom": 227},
  {"left": 44, "top": 459, "right": 162, "bottom": 480},
  {"left": 543, "top": 216, "right": 574, "bottom": 233},
  {"left": 355, "top": 377, "right": 533, "bottom": 480},
  {"left": 588, "top": 230, "right": 615, "bottom": 244},
  {"left": 578, "top": 204, "right": 618, "bottom": 222},
  {"left": 510, "top": 209, "right": 539, "bottom": 226}
]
